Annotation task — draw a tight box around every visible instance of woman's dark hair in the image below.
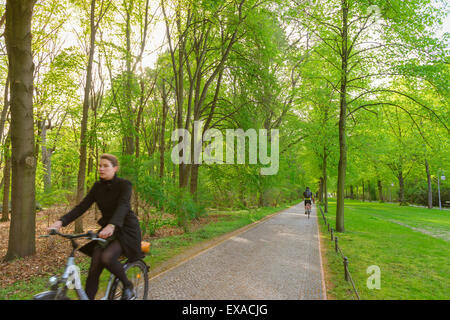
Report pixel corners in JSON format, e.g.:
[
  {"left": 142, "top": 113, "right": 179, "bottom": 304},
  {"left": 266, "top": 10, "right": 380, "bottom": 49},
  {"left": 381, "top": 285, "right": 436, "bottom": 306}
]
[{"left": 100, "top": 153, "right": 119, "bottom": 167}]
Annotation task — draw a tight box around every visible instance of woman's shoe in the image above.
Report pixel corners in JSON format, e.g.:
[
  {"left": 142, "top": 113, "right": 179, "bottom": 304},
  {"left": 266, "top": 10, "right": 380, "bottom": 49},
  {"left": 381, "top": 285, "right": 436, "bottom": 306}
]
[{"left": 121, "top": 285, "right": 136, "bottom": 300}]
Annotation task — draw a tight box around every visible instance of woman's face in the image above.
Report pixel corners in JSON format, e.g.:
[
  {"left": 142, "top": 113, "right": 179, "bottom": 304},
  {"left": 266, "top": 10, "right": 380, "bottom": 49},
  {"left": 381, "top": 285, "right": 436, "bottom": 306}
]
[{"left": 99, "top": 159, "right": 118, "bottom": 180}]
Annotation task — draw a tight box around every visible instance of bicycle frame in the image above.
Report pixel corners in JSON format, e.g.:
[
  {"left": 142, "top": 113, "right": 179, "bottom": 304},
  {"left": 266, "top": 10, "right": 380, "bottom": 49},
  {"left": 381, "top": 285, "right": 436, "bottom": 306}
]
[
  {"left": 34, "top": 229, "right": 149, "bottom": 300},
  {"left": 48, "top": 254, "right": 129, "bottom": 300},
  {"left": 100, "top": 261, "right": 137, "bottom": 300},
  {"left": 59, "top": 256, "right": 89, "bottom": 300},
  {"left": 34, "top": 230, "right": 114, "bottom": 300},
  {"left": 304, "top": 201, "right": 312, "bottom": 219}
]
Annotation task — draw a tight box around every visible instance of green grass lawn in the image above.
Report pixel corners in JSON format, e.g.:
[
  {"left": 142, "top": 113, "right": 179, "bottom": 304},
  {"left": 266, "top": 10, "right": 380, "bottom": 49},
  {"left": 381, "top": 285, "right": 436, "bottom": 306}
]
[
  {"left": 318, "top": 199, "right": 450, "bottom": 300},
  {"left": 0, "top": 203, "right": 294, "bottom": 300}
]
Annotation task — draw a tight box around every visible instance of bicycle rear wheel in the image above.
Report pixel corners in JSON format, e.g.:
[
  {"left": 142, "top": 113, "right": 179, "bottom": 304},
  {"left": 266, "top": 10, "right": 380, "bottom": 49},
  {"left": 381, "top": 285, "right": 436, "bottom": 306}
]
[{"left": 108, "top": 260, "right": 149, "bottom": 300}]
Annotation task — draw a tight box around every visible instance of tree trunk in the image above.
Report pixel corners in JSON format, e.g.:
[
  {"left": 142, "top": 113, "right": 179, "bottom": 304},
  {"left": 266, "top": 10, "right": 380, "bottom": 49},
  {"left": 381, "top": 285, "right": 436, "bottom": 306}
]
[
  {"left": 135, "top": 79, "right": 145, "bottom": 161},
  {"left": 171, "top": 116, "right": 177, "bottom": 182},
  {"left": 4, "top": 0, "right": 37, "bottom": 261},
  {"left": 159, "top": 81, "right": 168, "bottom": 178},
  {"left": 318, "top": 177, "right": 323, "bottom": 203},
  {"left": 164, "top": 0, "right": 186, "bottom": 189},
  {"left": 87, "top": 125, "right": 95, "bottom": 176},
  {"left": 425, "top": 159, "right": 432, "bottom": 209},
  {"left": 179, "top": 163, "right": 189, "bottom": 188},
  {"left": 132, "top": 76, "right": 146, "bottom": 218},
  {"left": 362, "top": 180, "right": 365, "bottom": 202},
  {"left": 335, "top": 0, "right": 349, "bottom": 233},
  {"left": 91, "top": 92, "right": 100, "bottom": 220},
  {"left": 124, "top": 1, "right": 135, "bottom": 156},
  {"left": 0, "top": 70, "right": 10, "bottom": 145},
  {"left": 41, "top": 120, "right": 52, "bottom": 192},
  {"left": 188, "top": 111, "right": 201, "bottom": 200},
  {"left": 34, "top": 118, "right": 42, "bottom": 167},
  {"left": 322, "top": 147, "right": 328, "bottom": 213},
  {"left": 75, "top": 0, "right": 98, "bottom": 233},
  {"left": 189, "top": 164, "right": 199, "bottom": 201},
  {"left": 1, "top": 134, "right": 11, "bottom": 222},
  {"left": 398, "top": 170, "right": 406, "bottom": 205},
  {"left": 377, "top": 180, "right": 384, "bottom": 203},
  {"left": 258, "top": 189, "right": 264, "bottom": 208}
]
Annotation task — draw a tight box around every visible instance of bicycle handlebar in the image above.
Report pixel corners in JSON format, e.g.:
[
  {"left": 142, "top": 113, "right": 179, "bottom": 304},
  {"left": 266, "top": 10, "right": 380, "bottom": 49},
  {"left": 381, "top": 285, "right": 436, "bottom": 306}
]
[{"left": 44, "top": 229, "right": 107, "bottom": 243}]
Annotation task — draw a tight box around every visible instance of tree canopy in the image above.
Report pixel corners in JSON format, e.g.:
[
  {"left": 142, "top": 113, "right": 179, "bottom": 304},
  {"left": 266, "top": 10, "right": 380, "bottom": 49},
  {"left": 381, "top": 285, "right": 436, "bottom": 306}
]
[{"left": 0, "top": 0, "right": 448, "bottom": 260}]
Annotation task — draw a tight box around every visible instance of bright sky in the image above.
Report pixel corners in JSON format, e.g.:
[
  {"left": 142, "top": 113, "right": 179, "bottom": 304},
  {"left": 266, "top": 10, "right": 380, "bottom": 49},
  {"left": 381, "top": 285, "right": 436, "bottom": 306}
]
[
  {"left": 59, "top": 1, "right": 167, "bottom": 69},
  {"left": 442, "top": 12, "right": 450, "bottom": 37},
  {"left": 141, "top": 9, "right": 166, "bottom": 69}
]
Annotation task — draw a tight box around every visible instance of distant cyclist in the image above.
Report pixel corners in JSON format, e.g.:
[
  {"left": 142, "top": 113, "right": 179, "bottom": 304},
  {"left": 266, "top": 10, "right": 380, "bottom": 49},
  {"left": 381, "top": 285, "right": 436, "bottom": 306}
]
[{"left": 303, "top": 187, "right": 315, "bottom": 215}]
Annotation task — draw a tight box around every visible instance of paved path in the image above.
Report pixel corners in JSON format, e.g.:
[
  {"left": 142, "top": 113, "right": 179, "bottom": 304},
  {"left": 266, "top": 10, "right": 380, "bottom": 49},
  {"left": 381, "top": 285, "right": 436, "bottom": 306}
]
[{"left": 147, "top": 203, "right": 326, "bottom": 300}]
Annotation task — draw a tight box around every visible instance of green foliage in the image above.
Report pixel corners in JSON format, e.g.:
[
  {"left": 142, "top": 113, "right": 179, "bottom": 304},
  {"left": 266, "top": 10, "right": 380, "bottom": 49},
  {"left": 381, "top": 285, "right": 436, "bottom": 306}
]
[
  {"left": 1, "top": 0, "right": 448, "bottom": 265},
  {"left": 165, "top": 184, "right": 206, "bottom": 231},
  {"left": 36, "top": 188, "right": 71, "bottom": 208},
  {"left": 119, "top": 155, "right": 205, "bottom": 233}
]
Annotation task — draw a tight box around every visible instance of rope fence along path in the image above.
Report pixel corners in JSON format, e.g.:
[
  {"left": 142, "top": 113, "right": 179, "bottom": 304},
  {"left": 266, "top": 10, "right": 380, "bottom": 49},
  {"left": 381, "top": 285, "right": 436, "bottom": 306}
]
[{"left": 318, "top": 204, "right": 360, "bottom": 300}]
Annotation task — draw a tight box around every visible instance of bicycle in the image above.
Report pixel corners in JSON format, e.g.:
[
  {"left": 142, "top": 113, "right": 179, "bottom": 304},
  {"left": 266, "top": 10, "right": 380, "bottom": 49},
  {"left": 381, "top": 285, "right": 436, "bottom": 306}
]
[
  {"left": 305, "top": 203, "right": 311, "bottom": 219},
  {"left": 33, "top": 229, "right": 150, "bottom": 300}
]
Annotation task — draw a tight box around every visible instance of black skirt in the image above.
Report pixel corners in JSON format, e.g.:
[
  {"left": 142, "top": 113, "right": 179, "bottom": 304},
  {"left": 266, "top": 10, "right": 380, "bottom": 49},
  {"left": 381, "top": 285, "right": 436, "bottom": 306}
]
[{"left": 79, "top": 212, "right": 144, "bottom": 262}]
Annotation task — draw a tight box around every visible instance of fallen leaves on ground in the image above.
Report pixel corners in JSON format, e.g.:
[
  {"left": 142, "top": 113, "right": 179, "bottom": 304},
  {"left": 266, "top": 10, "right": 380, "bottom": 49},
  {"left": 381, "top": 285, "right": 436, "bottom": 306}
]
[{"left": 0, "top": 206, "right": 227, "bottom": 290}]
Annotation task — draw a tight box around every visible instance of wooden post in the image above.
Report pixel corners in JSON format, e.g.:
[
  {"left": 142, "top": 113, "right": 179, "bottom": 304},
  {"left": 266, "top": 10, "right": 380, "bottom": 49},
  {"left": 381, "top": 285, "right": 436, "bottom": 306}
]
[{"left": 344, "top": 256, "right": 349, "bottom": 281}]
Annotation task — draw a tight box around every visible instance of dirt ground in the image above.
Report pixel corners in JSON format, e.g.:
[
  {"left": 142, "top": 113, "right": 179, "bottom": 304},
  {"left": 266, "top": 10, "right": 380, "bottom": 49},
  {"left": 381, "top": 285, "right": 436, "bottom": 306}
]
[{"left": 0, "top": 204, "right": 220, "bottom": 289}]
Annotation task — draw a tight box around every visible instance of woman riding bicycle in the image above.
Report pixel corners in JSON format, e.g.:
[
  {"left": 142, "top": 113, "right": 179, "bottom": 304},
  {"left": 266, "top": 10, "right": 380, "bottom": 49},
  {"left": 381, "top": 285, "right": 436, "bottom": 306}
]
[{"left": 48, "top": 153, "right": 143, "bottom": 300}]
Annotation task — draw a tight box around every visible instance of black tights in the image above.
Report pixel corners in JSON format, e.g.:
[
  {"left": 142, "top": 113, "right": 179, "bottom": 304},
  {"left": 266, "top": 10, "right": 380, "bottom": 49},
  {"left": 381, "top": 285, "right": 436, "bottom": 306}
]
[{"left": 85, "top": 240, "right": 132, "bottom": 300}]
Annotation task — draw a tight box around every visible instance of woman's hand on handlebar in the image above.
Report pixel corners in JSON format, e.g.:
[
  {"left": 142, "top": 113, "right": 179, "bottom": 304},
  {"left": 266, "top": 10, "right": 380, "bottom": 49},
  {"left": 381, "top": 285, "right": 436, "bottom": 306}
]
[
  {"left": 99, "top": 224, "right": 115, "bottom": 239},
  {"left": 48, "top": 220, "right": 62, "bottom": 232}
]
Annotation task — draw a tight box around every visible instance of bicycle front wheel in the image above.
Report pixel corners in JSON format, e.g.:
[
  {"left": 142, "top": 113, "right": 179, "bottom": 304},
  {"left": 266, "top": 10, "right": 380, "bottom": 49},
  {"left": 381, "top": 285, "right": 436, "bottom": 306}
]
[{"left": 108, "top": 260, "right": 149, "bottom": 300}]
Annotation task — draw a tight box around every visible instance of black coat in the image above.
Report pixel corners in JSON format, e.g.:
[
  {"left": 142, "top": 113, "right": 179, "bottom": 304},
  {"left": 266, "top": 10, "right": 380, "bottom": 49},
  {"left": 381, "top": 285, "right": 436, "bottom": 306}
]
[{"left": 59, "top": 174, "right": 143, "bottom": 262}]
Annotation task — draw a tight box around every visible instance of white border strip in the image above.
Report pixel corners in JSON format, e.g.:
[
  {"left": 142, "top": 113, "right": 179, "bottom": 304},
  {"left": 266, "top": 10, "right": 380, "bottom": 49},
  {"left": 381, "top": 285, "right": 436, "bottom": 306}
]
[{"left": 315, "top": 204, "right": 328, "bottom": 300}]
